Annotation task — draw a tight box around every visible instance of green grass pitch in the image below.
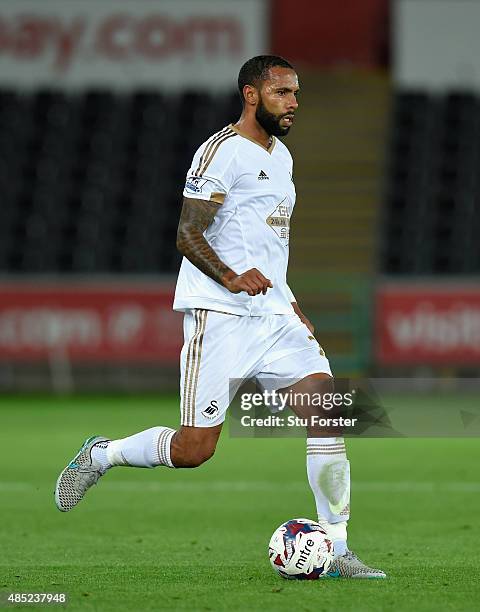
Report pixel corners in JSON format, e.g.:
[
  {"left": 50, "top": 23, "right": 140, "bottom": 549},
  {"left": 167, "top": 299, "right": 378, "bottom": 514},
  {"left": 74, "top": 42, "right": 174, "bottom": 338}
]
[{"left": 1, "top": 394, "right": 479, "bottom": 611}]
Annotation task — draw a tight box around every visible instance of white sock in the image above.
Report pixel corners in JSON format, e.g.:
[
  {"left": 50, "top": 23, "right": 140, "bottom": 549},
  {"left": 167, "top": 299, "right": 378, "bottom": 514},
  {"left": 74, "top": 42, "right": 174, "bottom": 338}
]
[
  {"left": 306, "top": 437, "right": 350, "bottom": 557},
  {"left": 92, "top": 427, "right": 176, "bottom": 469}
]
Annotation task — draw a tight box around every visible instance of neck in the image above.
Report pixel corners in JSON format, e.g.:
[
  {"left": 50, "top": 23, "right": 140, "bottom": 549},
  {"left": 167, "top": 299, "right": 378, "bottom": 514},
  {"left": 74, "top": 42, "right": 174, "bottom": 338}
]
[{"left": 234, "top": 113, "right": 271, "bottom": 149}]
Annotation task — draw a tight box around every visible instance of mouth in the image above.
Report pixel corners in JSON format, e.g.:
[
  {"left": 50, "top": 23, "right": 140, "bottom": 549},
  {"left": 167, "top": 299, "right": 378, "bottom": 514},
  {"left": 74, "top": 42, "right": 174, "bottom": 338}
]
[{"left": 282, "top": 114, "right": 295, "bottom": 126}]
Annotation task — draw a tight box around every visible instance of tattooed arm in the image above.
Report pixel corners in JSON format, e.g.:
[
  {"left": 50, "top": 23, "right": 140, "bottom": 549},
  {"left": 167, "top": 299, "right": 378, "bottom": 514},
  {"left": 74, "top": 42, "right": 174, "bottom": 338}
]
[{"left": 176, "top": 197, "right": 272, "bottom": 296}]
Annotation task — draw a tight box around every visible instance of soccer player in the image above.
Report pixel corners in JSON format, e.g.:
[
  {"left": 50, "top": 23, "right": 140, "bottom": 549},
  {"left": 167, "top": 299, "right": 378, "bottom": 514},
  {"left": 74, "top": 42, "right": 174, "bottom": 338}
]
[{"left": 55, "top": 56, "right": 385, "bottom": 579}]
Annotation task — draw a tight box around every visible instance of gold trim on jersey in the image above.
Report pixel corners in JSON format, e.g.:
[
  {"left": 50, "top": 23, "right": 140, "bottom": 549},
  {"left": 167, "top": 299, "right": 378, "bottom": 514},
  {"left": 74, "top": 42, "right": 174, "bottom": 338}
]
[
  {"left": 194, "top": 127, "right": 231, "bottom": 177},
  {"left": 229, "top": 123, "right": 276, "bottom": 153},
  {"left": 210, "top": 192, "right": 226, "bottom": 205},
  {"left": 198, "top": 131, "right": 237, "bottom": 177}
]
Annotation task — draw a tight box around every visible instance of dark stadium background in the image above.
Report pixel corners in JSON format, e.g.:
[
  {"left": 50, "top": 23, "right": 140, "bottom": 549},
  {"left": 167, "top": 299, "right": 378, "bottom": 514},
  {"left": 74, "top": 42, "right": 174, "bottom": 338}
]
[
  {"left": 1, "top": 2, "right": 479, "bottom": 611},
  {"left": 1, "top": 0, "right": 479, "bottom": 388}
]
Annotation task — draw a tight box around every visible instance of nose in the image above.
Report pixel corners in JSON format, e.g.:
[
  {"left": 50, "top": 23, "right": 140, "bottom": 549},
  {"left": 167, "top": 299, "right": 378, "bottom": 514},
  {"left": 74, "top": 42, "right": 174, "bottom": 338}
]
[{"left": 288, "top": 95, "right": 298, "bottom": 110}]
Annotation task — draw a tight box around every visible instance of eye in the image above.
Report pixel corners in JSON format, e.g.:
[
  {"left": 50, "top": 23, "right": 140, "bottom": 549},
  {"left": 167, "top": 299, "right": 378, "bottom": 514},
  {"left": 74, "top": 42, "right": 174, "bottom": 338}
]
[{"left": 277, "top": 90, "right": 286, "bottom": 96}]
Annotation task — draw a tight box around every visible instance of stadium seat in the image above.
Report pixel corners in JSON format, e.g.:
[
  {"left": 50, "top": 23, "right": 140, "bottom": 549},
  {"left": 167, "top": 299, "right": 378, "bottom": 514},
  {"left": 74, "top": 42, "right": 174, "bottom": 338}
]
[
  {"left": 381, "top": 89, "right": 480, "bottom": 275},
  {"left": 0, "top": 88, "right": 254, "bottom": 274}
]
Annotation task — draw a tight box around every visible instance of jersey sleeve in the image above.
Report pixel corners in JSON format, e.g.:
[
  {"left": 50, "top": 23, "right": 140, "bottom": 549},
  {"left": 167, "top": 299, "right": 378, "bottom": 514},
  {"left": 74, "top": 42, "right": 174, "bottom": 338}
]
[{"left": 183, "top": 133, "right": 237, "bottom": 204}]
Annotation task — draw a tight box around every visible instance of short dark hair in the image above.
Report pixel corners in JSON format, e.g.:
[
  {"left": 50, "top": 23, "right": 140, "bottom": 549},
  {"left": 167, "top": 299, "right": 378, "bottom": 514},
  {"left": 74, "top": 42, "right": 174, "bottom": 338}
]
[{"left": 237, "top": 55, "right": 294, "bottom": 104}]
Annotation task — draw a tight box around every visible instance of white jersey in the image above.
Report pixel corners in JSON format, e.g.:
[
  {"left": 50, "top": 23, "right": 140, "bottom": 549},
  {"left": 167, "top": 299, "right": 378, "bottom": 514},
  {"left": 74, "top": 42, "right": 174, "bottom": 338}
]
[{"left": 173, "top": 124, "right": 296, "bottom": 316}]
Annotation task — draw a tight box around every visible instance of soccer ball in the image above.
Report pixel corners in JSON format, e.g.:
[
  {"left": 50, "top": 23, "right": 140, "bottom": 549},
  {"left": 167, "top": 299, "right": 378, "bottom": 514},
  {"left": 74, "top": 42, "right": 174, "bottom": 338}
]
[{"left": 268, "top": 518, "right": 334, "bottom": 580}]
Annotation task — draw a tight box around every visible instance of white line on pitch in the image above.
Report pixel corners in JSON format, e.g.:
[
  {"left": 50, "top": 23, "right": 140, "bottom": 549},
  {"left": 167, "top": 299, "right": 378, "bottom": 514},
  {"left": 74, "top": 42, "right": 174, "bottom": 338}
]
[{"left": 0, "top": 481, "right": 479, "bottom": 492}]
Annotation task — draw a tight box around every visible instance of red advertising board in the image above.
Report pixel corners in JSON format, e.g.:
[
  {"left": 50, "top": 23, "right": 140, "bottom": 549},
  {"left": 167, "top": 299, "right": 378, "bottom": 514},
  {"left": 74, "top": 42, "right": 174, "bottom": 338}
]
[
  {"left": 0, "top": 0, "right": 267, "bottom": 91},
  {"left": 0, "top": 282, "right": 183, "bottom": 362},
  {"left": 376, "top": 284, "right": 480, "bottom": 365}
]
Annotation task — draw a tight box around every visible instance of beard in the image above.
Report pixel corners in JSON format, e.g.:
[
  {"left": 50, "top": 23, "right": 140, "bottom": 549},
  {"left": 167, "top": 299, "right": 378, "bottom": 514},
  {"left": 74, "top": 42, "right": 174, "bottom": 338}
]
[{"left": 255, "top": 96, "right": 291, "bottom": 137}]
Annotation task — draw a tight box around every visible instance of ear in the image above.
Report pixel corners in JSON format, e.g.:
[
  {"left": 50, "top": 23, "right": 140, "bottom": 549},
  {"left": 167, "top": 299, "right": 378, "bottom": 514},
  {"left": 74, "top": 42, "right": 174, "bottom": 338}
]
[{"left": 243, "top": 84, "right": 258, "bottom": 106}]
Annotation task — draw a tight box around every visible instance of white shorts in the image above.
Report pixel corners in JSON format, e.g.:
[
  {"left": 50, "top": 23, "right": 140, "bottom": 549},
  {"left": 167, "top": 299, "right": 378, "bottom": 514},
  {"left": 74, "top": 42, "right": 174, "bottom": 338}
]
[{"left": 179, "top": 309, "right": 332, "bottom": 428}]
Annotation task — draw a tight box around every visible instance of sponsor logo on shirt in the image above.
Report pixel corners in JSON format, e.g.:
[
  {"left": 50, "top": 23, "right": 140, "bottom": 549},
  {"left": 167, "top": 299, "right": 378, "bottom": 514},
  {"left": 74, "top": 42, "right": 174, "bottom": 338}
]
[
  {"left": 258, "top": 170, "right": 269, "bottom": 180},
  {"left": 185, "top": 176, "right": 208, "bottom": 194},
  {"left": 266, "top": 197, "right": 292, "bottom": 246}
]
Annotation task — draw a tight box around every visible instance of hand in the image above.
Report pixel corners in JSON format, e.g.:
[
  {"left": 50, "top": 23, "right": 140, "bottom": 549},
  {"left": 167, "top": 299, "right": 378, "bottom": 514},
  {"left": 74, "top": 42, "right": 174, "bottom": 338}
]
[{"left": 222, "top": 268, "right": 273, "bottom": 296}]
